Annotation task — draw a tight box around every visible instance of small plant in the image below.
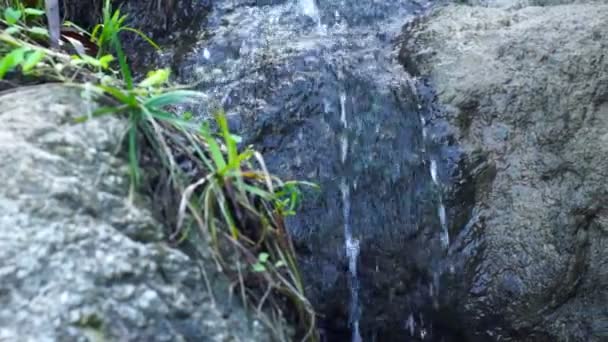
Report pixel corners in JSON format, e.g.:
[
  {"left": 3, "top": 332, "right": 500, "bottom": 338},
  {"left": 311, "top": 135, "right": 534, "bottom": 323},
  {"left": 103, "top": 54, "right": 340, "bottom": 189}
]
[
  {"left": 252, "top": 252, "right": 270, "bottom": 272},
  {"left": 1, "top": 1, "right": 319, "bottom": 340}
]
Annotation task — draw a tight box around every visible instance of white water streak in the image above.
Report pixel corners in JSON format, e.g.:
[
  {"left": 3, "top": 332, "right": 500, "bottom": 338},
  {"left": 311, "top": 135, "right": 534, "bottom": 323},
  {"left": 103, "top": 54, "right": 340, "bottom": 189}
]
[
  {"left": 340, "top": 92, "right": 349, "bottom": 163},
  {"left": 419, "top": 113, "right": 450, "bottom": 248},
  {"left": 430, "top": 159, "right": 438, "bottom": 185},
  {"left": 339, "top": 91, "right": 361, "bottom": 342},
  {"left": 298, "top": 0, "right": 325, "bottom": 34}
]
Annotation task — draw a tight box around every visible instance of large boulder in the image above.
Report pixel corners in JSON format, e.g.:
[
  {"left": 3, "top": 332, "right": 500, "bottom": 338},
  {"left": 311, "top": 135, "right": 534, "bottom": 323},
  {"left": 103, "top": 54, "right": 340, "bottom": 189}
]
[
  {"left": 0, "top": 85, "right": 269, "bottom": 341},
  {"left": 401, "top": 1, "right": 608, "bottom": 340}
]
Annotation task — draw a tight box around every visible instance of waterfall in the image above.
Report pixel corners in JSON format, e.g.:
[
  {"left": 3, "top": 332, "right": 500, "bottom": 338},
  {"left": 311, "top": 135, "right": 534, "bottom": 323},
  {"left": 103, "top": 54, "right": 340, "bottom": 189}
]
[{"left": 340, "top": 91, "right": 362, "bottom": 342}]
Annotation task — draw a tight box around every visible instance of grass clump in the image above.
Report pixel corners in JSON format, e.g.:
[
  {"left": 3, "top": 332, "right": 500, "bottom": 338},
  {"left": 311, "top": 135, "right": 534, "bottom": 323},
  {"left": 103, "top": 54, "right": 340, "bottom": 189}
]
[{"left": 0, "top": 0, "right": 318, "bottom": 340}]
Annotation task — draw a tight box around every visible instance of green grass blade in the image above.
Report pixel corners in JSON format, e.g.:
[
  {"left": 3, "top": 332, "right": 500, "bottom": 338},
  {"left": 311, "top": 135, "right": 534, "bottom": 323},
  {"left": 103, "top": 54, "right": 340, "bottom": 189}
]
[
  {"left": 199, "top": 124, "right": 227, "bottom": 171},
  {"left": 215, "top": 111, "right": 239, "bottom": 167},
  {"left": 112, "top": 37, "right": 132, "bottom": 89},
  {"left": 183, "top": 131, "right": 216, "bottom": 172},
  {"left": 91, "top": 24, "right": 102, "bottom": 43},
  {"left": 203, "top": 186, "right": 218, "bottom": 246},
  {"left": 98, "top": 84, "right": 136, "bottom": 107},
  {"left": 144, "top": 90, "right": 202, "bottom": 108},
  {"left": 241, "top": 184, "right": 274, "bottom": 200},
  {"left": 215, "top": 185, "right": 239, "bottom": 240},
  {"left": 148, "top": 108, "right": 191, "bottom": 125},
  {"left": 121, "top": 26, "right": 160, "bottom": 50}
]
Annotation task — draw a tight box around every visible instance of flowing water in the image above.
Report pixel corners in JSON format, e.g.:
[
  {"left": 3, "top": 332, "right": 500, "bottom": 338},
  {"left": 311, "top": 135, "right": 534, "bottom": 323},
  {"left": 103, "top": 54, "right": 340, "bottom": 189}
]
[
  {"left": 339, "top": 89, "right": 362, "bottom": 342},
  {"left": 422, "top": 115, "right": 450, "bottom": 249},
  {"left": 172, "top": 0, "right": 463, "bottom": 340}
]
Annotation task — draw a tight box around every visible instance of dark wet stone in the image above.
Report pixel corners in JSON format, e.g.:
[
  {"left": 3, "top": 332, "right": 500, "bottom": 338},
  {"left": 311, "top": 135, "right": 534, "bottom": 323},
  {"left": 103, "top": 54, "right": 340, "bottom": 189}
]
[{"left": 162, "top": 0, "right": 466, "bottom": 340}]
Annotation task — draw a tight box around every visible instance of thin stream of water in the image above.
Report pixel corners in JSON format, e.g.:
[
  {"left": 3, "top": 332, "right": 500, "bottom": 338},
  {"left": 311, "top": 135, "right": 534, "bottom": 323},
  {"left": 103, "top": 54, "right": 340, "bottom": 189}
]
[
  {"left": 339, "top": 91, "right": 362, "bottom": 342},
  {"left": 299, "top": 0, "right": 362, "bottom": 338},
  {"left": 295, "top": 1, "right": 443, "bottom": 338},
  {"left": 419, "top": 114, "right": 449, "bottom": 248}
]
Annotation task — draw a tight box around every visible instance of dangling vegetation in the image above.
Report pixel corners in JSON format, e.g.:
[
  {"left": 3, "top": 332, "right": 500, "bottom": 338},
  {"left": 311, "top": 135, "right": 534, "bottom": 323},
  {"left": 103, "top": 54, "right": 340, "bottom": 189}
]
[{"left": 0, "top": 0, "right": 318, "bottom": 340}]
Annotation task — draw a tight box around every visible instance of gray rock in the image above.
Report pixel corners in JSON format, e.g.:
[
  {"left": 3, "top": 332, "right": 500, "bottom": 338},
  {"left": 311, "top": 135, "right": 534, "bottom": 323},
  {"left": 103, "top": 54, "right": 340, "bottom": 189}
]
[
  {"left": 402, "top": 2, "right": 608, "bottom": 341},
  {"left": 0, "top": 85, "right": 270, "bottom": 341},
  {"left": 465, "top": 0, "right": 608, "bottom": 9}
]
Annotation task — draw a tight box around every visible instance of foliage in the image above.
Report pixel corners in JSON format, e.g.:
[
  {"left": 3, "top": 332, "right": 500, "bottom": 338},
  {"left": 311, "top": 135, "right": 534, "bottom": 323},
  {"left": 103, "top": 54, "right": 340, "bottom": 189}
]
[{"left": 0, "top": 0, "right": 318, "bottom": 340}]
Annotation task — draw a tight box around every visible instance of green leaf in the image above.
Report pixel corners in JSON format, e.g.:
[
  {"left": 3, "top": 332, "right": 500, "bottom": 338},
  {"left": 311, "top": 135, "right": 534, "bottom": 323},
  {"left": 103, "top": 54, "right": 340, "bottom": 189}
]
[
  {"left": 98, "top": 54, "right": 114, "bottom": 69},
  {"left": 118, "top": 14, "right": 128, "bottom": 26},
  {"left": 138, "top": 68, "right": 170, "bottom": 88},
  {"left": 230, "top": 134, "right": 243, "bottom": 144},
  {"left": 258, "top": 252, "right": 270, "bottom": 263},
  {"left": 24, "top": 8, "right": 45, "bottom": 16},
  {"left": 183, "top": 111, "right": 193, "bottom": 121},
  {"left": 27, "top": 26, "right": 49, "bottom": 36},
  {"left": 0, "top": 47, "right": 26, "bottom": 79},
  {"left": 111, "top": 8, "right": 121, "bottom": 25},
  {"left": 274, "top": 260, "right": 286, "bottom": 268},
  {"left": 91, "top": 24, "right": 103, "bottom": 44},
  {"left": 252, "top": 263, "right": 266, "bottom": 272},
  {"left": 4, "top": 7, "right": 22, "bottom": 25},
  {"left": 21, "top": 50, "right": 45, "bottom": 72},
  {"left": 71, "top": 54, "right": 101, "bottom": 68},
  {"left": 5, "top": 26, "right": 21, "bottom": 35}
]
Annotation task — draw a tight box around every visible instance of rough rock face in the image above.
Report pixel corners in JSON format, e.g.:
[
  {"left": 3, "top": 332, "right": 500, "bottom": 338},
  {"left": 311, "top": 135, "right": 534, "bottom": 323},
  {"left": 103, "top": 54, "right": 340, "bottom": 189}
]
[
  {"left": 0, "top": 85, "right": 269, "bottom": 341},
  {"left": 166, "top": 0, "right": 465, "bottom": 339},
  {"left": 402, "top": 1, "right": 608, "bottom": 340},
  {"left": 465, "top": 0, "right": 608, "bottom": 8}
]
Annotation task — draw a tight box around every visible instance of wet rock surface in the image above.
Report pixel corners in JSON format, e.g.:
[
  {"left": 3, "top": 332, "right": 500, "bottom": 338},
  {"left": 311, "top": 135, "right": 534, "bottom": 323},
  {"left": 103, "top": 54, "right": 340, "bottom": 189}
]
[
  {"left": 0, "top": 85, "right": 270, "bottom": 341},
  {"left": 164, "top": 0, "right": 469, "bottom": 340},
  {"left": 402, "top": 1, "right": 608, "bottom": 340}
]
